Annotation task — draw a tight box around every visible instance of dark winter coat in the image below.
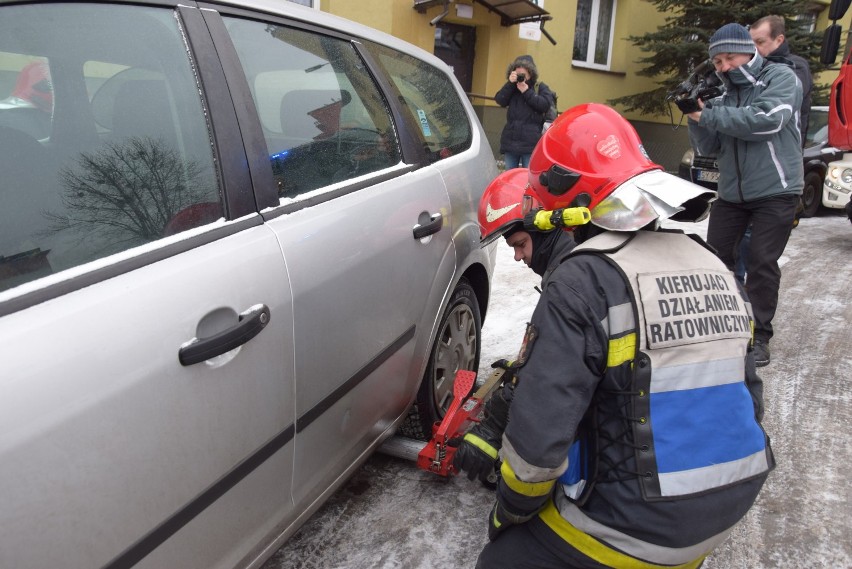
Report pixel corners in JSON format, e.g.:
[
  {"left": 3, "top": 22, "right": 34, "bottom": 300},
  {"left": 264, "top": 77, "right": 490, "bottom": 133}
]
[
  {"left": 767, "top": 40, "right": 812, "bottom": 144},
  {"left": 494, "top": 72, "right": 555, "bottom": 155}
]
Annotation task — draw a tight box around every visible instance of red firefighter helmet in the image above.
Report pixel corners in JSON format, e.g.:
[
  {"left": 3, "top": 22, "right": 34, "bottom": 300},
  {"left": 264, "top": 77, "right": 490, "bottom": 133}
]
[
  {"left": 8, "top": 61, "right": 53, "bottom": 112},
  {"left": 478, "top": 167, "right": 540, "bottom": 245},
  {"left": 528, "top": 103, "right": 715, "bottom": 231}
]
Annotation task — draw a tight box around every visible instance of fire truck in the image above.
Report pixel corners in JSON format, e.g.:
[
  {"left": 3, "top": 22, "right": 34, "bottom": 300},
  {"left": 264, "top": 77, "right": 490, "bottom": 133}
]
[{"left": 820, "top": 0, "right": 852, "bottom": 219}]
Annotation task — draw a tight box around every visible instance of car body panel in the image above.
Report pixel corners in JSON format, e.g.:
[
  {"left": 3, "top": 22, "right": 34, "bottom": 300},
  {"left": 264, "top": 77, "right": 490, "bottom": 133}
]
[
  {"left": 0, "top": 1, "right": 495, "bottom": 568},
  {"left": 273, "top": 164, "right": 454, "bottom": 505},
  {"left": 0, "top": 225, "right": 297, "bottom": 569}
]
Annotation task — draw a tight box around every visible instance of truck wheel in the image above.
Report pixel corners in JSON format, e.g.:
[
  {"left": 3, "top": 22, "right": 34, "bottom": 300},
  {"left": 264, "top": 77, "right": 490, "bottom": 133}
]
[
  {"left": 399, "top": 278, "right": 481, "bottom": 440},
  {"left": 801, "top": 171, "right": 823, "bottom": 218}
]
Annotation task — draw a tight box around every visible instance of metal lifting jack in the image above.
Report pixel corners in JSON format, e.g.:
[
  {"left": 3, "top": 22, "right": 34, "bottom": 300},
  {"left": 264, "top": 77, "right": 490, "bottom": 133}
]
[{"left": 381, "top": 367, "right": 505, "bottom": 477}]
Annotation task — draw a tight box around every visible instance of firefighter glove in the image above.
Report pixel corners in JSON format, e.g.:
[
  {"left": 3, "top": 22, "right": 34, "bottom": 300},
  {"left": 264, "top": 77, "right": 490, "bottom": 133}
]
[
  {"left": 452, "top": 431, "right": 499, "bottom": 482},
  {"left": 488, "top": 490, "right": 544, "bottom": 541},
  {"left": 490, "top": 358, "right": 518, "bottom": 385},
  {"left": 487, "top": 501, "right": 513, "bottom": 541},
  {"left": 450, "top": 383, "right": 514, "bottom": 482}
]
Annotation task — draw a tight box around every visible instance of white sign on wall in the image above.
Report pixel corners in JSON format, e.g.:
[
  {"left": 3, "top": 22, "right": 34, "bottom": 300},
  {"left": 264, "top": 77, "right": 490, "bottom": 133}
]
[
  {"left": 519, "top": 0, "right": 543, "bottom": 41},
  {"left": 456, "top": 4, "right": 473, "bottom": 18}
]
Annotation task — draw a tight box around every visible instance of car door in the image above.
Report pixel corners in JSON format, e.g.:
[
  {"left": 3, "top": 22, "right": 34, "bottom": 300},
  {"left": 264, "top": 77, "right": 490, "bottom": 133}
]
[
  {"left": 0, "top": 4, "right": 296, "bottom": 569},
  {"left": 213, "top": 12, "right": 456, "bottom": 506}
]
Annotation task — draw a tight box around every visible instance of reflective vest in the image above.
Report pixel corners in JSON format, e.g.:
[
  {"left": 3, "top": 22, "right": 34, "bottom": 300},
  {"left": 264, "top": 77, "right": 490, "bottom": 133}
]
[
  {"left": 537, "top": 230, "right": 773, "bottom": 568},
  {"left": 576, "top": 230, "right": 772, "bottom": 500}
]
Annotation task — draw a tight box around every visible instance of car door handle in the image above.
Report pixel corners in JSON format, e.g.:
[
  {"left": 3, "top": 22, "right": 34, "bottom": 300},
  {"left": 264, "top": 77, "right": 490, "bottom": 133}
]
[
  {"left": 179, "top": 304, "right": 271, "bottom": 366},
  {"left": 413, "top": 213, "right": 443, "bottom": 240}
]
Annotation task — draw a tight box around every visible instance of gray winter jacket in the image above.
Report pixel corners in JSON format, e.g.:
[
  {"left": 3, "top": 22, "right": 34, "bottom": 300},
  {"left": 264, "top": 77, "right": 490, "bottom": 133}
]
[{"left": 688, "top": 52, "right": 803, "bottom": 203}]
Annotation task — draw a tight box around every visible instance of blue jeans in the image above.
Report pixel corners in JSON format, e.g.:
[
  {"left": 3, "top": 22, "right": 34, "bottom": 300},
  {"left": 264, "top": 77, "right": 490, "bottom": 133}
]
[{"left": 503, "top": 152, "right": 531, "bottom": 169}]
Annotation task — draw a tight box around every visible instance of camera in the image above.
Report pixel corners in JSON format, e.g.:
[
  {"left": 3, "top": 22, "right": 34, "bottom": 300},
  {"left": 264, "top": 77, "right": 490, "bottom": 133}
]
[
  {"left": 667, "top": 60, "right": 724, "bottom": 114},
  {"left": 516, "top": 73, "right": 526, "bottom": 83}
]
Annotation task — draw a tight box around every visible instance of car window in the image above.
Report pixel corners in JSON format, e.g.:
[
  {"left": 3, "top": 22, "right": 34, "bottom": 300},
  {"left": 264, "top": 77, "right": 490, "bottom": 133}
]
[
  {"left": 223, "top": 17, "right": 401, "bottom": 201},
  {"left": 363, "top": 41, "right": 472, "bottom": 163},
  {"left": 806, "top": 108, "right": 828, "bottom": 146},
  {"left": 0, "top": 4, "right": 221, "bottom": 293}
]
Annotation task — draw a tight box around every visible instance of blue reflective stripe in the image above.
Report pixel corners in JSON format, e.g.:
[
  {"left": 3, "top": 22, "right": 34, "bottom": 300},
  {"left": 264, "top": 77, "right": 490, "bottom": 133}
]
[
  {"left": 651, "top": 382, "right": 765, "bottom": 473},
  {"left": 558, "top": 440, "right": 583, "bottom": 485}
]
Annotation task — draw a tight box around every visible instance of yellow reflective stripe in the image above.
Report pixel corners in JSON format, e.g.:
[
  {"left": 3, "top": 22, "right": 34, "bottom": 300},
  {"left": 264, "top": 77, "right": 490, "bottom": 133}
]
[
  {"left": 607, "top": 333, "right": 636, "bottom": 368},
  {"left": 463, "top": 433, "right": 499, "bottom": 460},
  {"left": 500, "top": 460, "right": 555, "bottom": 497},
  {"left": 539, "top": 501, "right": 705, "bottom": 569},
  {"left": 492, "top": 508, "right": 503, "bottom": 529}
]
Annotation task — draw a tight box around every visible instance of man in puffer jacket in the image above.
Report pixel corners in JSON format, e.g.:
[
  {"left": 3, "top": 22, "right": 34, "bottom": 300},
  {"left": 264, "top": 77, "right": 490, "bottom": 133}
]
[
  {"left": 687, "top": 23, "right": 803, "bottom": 367},
  {"left": 494, "top": 55, "right": 555, "bottom": 170}
]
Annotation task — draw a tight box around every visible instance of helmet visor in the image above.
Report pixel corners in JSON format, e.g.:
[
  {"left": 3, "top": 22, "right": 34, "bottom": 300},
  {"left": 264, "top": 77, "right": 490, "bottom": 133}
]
[{"left": 592, "top": 170, "right": 716, "bottom": 231}]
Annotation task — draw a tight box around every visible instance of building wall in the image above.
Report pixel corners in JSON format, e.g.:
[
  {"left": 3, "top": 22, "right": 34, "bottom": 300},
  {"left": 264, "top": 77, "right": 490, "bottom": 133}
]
[
  {"left": 320, "top": 0, "right": 846, "bottom": 170},
  {"left": 322, "top": 1, "right": 670, "bottom": 122}
]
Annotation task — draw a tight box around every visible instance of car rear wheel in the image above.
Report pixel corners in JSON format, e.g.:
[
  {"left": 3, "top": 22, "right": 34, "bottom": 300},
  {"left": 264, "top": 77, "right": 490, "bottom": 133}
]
[
  {"left": 399, "top": 278, "right": 481, "bottom": 440},
  {"left": 801, "top": 171, "right": 823, "bottom": 218}
]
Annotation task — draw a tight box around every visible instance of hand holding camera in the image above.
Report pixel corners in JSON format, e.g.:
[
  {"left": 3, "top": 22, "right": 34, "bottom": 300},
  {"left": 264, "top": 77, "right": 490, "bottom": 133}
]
[{"left": 667, "top": 60, "right": 724, "bottom": 115}]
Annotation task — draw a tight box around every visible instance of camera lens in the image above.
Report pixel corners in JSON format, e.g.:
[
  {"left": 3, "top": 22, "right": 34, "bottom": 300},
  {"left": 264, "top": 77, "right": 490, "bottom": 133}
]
[{"left": 517, "top": 73, "right": 526, "bottom": 82}]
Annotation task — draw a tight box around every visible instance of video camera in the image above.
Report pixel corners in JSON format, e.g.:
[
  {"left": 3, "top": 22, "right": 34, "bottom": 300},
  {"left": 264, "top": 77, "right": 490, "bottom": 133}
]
[{"left": 668, "top": 60, "right": 724, "bottom": 115}]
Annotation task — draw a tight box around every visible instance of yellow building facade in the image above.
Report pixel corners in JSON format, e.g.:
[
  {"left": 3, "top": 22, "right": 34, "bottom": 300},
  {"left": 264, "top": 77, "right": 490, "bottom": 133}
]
[{"left": 319, "top": 0, "right": 841, "bottom": 170}]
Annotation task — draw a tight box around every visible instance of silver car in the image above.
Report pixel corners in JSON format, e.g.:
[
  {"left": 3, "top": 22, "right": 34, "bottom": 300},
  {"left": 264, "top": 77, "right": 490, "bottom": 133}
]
[{"left": 0, "top": 1, "right": 496, "bottom": 567}]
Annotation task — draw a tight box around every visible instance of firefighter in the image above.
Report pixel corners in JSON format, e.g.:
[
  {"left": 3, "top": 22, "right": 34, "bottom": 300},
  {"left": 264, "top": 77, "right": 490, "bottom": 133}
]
[
  {"left": 451, "top": 168, "right": 576, "bottom": 484},
  {"left": 478, "top": 168, "right": 577, "bottom": 289},
  {"left": 475, "top": 103, "right": 774, "bottom": 569}
]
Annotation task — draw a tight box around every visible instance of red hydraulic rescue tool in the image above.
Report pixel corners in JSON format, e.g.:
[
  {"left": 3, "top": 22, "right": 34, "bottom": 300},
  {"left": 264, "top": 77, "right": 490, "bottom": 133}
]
[{"left": 415, "top": 367, "right": 505, "bottom": 477}]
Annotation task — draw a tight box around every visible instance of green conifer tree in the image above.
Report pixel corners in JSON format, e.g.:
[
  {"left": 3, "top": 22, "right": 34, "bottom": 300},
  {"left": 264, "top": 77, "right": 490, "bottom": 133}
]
[{"left": 608, "top": 0, "right": 826, "bottom": 117}]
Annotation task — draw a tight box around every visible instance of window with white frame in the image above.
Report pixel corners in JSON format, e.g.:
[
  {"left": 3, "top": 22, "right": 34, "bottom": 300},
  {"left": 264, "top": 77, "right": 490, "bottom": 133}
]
[
  {"left": 573, "top": 0, "right": 617, "bottom": 70},
  {"left": 286, "top": 0, "right": 317, "bottom": 8}
]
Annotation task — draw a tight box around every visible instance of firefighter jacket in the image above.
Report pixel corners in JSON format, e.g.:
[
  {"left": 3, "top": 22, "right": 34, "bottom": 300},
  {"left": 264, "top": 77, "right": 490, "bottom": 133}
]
[
  {"left": 688, "top": 52, "right": 804, "bottom": 203},
  {"left": 497, "top": 229, "right": 774, "bottom": 568}
]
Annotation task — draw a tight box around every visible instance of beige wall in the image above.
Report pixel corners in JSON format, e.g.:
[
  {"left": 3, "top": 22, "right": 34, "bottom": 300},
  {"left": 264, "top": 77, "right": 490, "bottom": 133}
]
[{"left": 321, "top": 0, "right": 848, "bottom": 123}]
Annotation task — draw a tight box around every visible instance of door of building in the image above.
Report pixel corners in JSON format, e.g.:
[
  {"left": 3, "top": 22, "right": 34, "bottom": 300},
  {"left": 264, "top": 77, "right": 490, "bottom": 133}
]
[{"left": 433, "top": 22, "right": 475, "bottom": 93}]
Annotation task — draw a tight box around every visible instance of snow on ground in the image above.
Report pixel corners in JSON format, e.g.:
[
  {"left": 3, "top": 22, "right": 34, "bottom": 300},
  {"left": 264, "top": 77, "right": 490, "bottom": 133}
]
[{"left": 267, "top": 213, "right": 852, "bottom": 569}]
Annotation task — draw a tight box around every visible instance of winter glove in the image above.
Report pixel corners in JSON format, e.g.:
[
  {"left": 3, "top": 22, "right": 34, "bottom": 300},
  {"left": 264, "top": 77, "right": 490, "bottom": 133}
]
[
  {"left": 487, "top": 486, "right": 548, "bottom": 541},
  {"left": 451, "top": 380, "right": 515, "bottom": 482},
  {"left": 488, "top": 502, "right": 512, "bottom": 541},
  {"left": 451, "top": 431, "right": 498, "bottom": 483},
  {"left": 487, "top": 501, "right": 515, "bottom": 541},
  {"left": 490, "top": 358, "right": 517, "bottom": 382}
]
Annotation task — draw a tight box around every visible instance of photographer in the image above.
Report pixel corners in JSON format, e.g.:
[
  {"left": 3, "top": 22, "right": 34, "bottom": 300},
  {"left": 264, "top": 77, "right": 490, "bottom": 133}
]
[
  {"left": 494, "top": 55, "right": 554, "bottom": 169},
  {"left": 687, "top": 23, "right": 803, "bottom": 367},
  {"left": 733, "top": 15, "right": 814, "bottom": 284}
]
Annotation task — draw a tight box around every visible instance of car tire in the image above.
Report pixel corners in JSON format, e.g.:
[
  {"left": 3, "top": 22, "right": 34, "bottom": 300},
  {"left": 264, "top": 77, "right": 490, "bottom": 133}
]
[
  {"left": 801, "top": 171, "right": 823, "bottom": 218},
  {"left": 399, "top": 278, "right": 481, "bottom": 440}
]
